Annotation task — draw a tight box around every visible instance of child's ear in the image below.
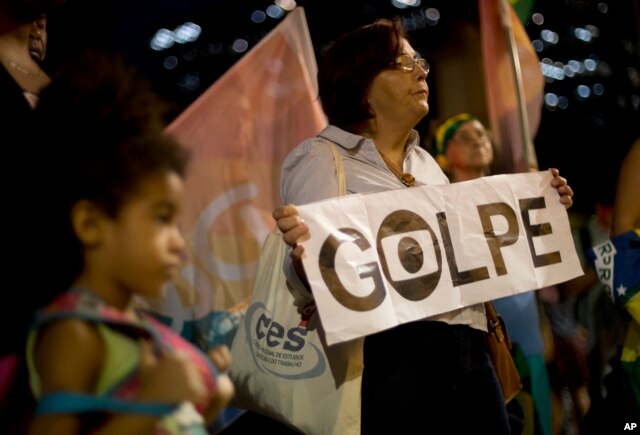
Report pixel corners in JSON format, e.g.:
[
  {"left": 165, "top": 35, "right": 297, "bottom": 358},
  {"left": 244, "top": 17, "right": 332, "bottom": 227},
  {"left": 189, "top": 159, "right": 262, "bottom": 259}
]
[{"left": 71, "top": 200, "right": 108, "bottom": 247}]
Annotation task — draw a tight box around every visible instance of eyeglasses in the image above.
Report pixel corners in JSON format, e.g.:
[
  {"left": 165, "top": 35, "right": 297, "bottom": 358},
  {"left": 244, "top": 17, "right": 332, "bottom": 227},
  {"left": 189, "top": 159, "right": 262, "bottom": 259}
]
[{"left": 394, "top": 54, "right": 430, "bottom": 73}]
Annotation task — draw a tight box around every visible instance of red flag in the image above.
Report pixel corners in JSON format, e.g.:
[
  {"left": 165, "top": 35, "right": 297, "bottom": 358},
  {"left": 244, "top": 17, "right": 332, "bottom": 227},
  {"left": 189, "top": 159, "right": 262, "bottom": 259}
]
[
  {"left": 479, "top": 0, "right": 544, "bottom": 173},
  {"left": 148, "top": 8, "right": 326, "bottom": 332}
]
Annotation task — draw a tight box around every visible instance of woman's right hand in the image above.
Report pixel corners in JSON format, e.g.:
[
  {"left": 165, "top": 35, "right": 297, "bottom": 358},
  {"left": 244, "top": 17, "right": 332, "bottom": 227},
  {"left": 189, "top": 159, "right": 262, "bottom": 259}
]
[{"left": 272, "top": 204, "right": 310, "bottom": 261}]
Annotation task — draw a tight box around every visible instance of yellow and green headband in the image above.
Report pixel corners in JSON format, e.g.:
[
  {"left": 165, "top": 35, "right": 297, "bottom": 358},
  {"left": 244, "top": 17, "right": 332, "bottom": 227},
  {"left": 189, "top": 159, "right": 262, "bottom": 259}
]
[{"left": 434, "top": 113, "right": 477, "bottom": 169}]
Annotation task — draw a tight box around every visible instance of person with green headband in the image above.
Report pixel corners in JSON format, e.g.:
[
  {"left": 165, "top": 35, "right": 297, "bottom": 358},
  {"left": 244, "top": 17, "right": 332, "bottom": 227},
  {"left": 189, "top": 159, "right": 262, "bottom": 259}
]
[
  {"left": 434, "top": 113, "right": 554, "bottom": 435},
  {"left": 433, "top": 113, "right": 495, "bottom": 181}
]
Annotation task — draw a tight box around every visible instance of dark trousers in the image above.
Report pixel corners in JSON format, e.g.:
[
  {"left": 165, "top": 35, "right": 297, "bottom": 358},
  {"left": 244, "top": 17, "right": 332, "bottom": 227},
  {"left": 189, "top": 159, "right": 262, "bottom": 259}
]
[{"left": 360, "top": 321, "right": 510, "bottom": 435}]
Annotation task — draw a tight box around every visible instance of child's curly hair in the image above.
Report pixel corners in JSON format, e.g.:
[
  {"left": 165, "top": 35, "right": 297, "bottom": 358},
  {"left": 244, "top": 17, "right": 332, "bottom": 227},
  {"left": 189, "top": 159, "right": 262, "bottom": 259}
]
[{"left": 33, "top": 49, "right": 190, "bottom": 296}]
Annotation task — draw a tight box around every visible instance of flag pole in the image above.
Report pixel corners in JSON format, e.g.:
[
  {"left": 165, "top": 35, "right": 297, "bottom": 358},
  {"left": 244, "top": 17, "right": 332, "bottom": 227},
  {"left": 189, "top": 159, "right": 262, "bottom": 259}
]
[{"left": 499, "top": 0, "right": 538, "bottom": 171}]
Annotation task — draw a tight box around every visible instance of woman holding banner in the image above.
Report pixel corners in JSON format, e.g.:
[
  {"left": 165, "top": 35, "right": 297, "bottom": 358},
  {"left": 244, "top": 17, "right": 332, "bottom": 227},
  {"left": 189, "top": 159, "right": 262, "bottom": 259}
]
[{"left": 273, "top": 19, "right": 573, "bottom": 434}]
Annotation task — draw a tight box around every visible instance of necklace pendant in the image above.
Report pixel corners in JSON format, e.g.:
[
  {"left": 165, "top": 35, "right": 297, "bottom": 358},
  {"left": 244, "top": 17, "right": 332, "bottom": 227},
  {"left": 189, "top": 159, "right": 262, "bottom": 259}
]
[{"left": 400, "top": 173, "right": 415, "bottom": 187}]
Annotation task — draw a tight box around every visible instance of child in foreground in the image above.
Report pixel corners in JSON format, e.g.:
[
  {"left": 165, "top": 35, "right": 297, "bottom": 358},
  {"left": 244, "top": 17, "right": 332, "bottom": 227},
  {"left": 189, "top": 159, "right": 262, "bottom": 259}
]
[{"left": 26, "top": 51, "right": 234, "bottom": 434}]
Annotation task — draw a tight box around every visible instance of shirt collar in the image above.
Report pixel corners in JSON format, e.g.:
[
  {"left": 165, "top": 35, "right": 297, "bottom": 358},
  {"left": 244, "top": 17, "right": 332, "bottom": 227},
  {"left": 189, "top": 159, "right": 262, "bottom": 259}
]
[{"left": 317, "top": 125, "right": 421, "bottom": 153}]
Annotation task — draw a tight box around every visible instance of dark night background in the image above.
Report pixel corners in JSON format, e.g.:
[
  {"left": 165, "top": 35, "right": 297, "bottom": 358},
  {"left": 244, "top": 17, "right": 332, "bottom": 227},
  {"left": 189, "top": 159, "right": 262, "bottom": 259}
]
[{"left": 44, "top": 0, "right": 640, "bottom": 217}]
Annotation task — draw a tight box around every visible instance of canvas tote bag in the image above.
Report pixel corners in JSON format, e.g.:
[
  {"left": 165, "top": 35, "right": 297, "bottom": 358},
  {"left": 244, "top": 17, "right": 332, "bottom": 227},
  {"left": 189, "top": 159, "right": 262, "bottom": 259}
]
[{"left": 229, "top": 140, "right": 363, "bottom": 434}]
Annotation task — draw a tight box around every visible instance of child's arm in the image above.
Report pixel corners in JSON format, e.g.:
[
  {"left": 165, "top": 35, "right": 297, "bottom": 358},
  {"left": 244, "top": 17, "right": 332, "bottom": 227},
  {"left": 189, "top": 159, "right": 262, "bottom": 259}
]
[
  {"left": 29, "top": 320, "right": 208, "bottom": 435},
  {"left": 29, "top": 318, "right": 105, "bottom": 434}
]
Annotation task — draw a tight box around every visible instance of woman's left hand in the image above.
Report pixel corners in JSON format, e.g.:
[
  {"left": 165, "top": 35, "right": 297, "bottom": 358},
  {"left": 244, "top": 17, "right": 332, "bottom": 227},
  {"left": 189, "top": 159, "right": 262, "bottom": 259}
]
[{"left": 549, "top": 168, "right": 573, "bottom": 209}]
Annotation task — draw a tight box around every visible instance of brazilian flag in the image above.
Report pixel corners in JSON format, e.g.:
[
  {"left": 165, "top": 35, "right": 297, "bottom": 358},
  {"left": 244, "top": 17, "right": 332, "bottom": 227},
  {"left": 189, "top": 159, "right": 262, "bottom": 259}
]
[{"left": 588, "top": 230, "right": 640, "bottom": 417}]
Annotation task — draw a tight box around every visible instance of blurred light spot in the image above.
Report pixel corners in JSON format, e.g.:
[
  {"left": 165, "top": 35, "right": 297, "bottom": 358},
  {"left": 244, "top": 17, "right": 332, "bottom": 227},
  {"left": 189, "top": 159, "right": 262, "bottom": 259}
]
[
  {"left": 585, "top": 24, "right": 599, "bottom": 37},
  {"left": 275, "top": 0, "right": 297, "bottom": 11},
  {"left": 163, "top": 56, "right": 178, "bottom": 70},
  {"left": 541, "top": 29, "right": 559, "bottom": 44},
  {"left": 558, "top": 96, "right": 569, "bottom": 109},
  {"left": 251, "top": 10, "right": 267, "bottom": 23},
  {"left": 592, "top": 83, "right": 604, "bottom": 96},
  {"left": 424, "top": 8, "right": 440, "bottom": 25},
  {"left": 150, "top": 28, "right": 174, "bottom": 51},
  {"left": 231, "top": 38, "right": 249, "bottom": 53},
  {"left": 266, "top": 4, "right": 284, "bottom": 18},
  {"left": 544, "top": 92, "right": 559, "bottom": 107},
  {"left": 574, "top": 27, "right": 592, "bottom": 42},
  {"left": 563, "top": 64, "right": 575, "bottom": 78},
  {"left": 540, "top": 62, "right": 565, "bottom": 80},
  {"left": 178, "top": 73, "right": 200, "bottom": 91},
  {"left": 631, "top": 95, "right": 640, "bottom": 110},
  {"left": 544, "top": 92, "right": 558, "bottom": 112},
  {"left": 174, "top": 22, "right": 201, "bottom": 44},
  {"left": 568, "top": 60, "right": 585, "bottom": 74},
  {"left": 584, "top": 59, "right": 597, "bottom": 72},
  {"left": 577, "top": 85, "right": 591, "bottom": 99},
  {"left": 392, "top": 0, "right": 421, "bottom": 9},
  {"left": 597, "top": 3, "right": 608, "bottom": 14},
  {"left": 532, "top": 13, "right": 544, "bottom": 25},
  {"left": 532, "top": 39, "right": 544, "bottom": 52}
]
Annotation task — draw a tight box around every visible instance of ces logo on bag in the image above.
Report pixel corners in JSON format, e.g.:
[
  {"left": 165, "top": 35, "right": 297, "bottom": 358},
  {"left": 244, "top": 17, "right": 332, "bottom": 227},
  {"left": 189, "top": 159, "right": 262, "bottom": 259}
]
[{"left": 244, "top": 301, "right": 326, "bottom": 379}]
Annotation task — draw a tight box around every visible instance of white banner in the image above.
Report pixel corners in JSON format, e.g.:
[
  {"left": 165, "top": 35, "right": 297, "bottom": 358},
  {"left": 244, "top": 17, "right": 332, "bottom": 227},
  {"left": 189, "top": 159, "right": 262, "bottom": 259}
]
[{"left": 298, "top": 171, "right": 583, "bottom": 345}]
